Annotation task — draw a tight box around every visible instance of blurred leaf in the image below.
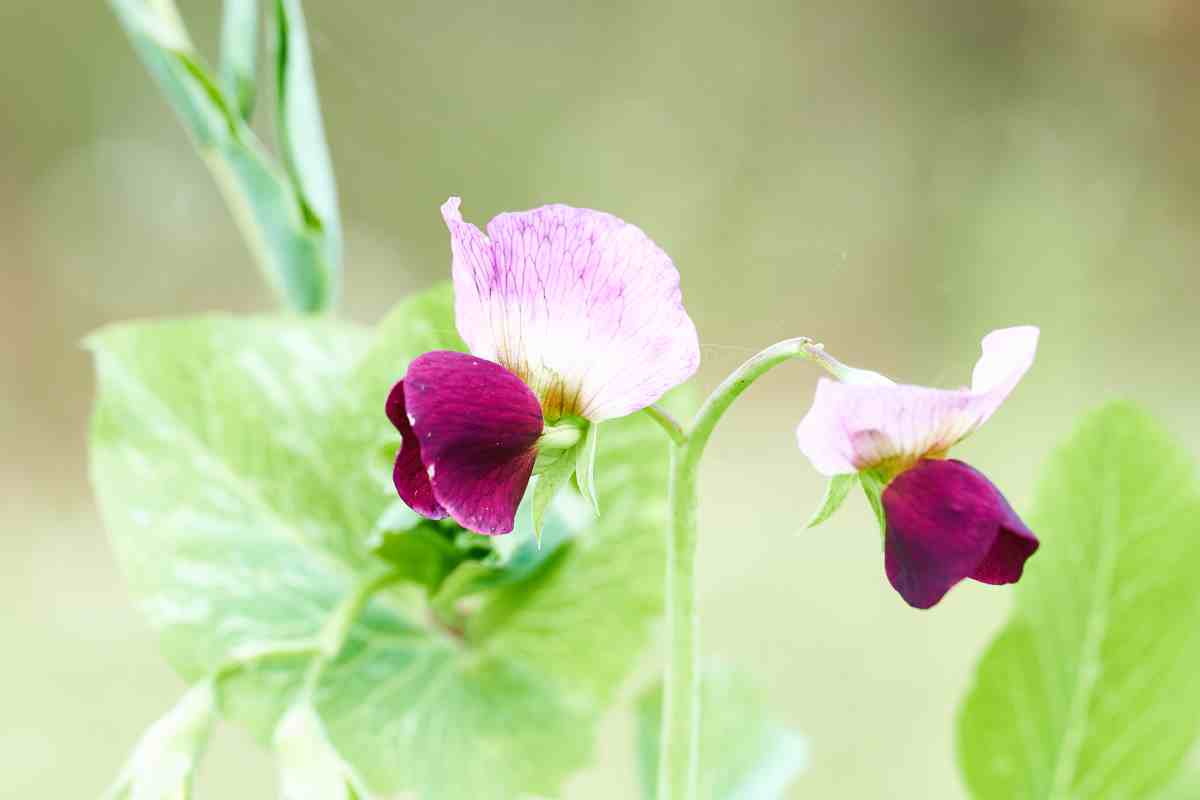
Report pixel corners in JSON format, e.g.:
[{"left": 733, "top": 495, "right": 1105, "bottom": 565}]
[
  {"left": 272, "top": 0, "right": 342, "bottom": 293},
  {"left": 274, "top": 703, "right": 374, "bottom": 800},
  {"left": 957, "top": 403, "right": 1200, "bottom": 800},
  {"left": 636, "top": 664, "right": 808, "bottom": 800},
  {"left": 109, "top": 0, "right": 335, "bottom": 312},
  {"left": 806, "top": 473, "right": 855, "bottom": 529},
  {"left": 89, "top": 284, "right": 683, "bottom": 799},
  {"left": 219, "top": 0, "right": 259, "bottom": 120},
  {"left": 104, "top": 682, "right": 216, "bottom": 800}
]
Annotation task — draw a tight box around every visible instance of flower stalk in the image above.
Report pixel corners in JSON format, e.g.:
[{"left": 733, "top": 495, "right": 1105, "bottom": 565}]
[{"left": 657, "top": 337, "right": 838, "bottom": 800}]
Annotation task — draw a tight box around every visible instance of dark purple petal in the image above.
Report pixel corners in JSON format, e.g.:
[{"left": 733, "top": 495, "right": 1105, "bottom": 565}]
[
  {"left": 882, "top": 459, "right": 1038, "bottom": 609},
  {"left": 403, "top": 351, "right": 543, "bottom": 535},
  {"left": 386, "top": 381, "right": 447, "bottom": 520}
]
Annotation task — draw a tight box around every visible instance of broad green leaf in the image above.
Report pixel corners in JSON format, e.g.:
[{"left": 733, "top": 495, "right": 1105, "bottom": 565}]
[
  {"left": 636, "top": 665, "right": 808, "bottom": 800},
  {"left": 957, "top": 403, "right": 1200, "bottom": 800},
  {"left": 366, "top": 519, "right": 462, "bottom": 593},
  {"left": 576, "top": 420, "right": 601, "bottom": 515},
  {"left": 219, "top": 0, "right": 258, "bottom": 120},
  {"left": 805, "top": 473, "right": 855, "bottom": 529},
  {"left": 104, "top": 682, "right": 216, "bottom": 800},
  {"left": 272, "top": 0, "right": 342, "bottom": 290},
  {"left": 275, "top": 703, "right": 374, "bottom": 800},
  {"left": 109, "top": 0, "right": 335, "bottom": 312},
  {"left": 532, "top": 450, "right": 578, "bottom": 544},
  {"left": 90, "top": 283, "right": 684, "bottom": 799}
]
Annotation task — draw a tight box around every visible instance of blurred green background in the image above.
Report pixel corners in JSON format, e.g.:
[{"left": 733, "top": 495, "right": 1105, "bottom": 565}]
[{"left": 3, "top": 0, "right": 1198, "bottom": 797}]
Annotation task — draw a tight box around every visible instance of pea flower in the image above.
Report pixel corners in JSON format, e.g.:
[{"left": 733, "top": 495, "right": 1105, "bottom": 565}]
[
  {"left": 796, "top": 327, "right": 1040, "bottom": 608},
  {"left": 387, "top": 198, "right": 700, "bottom": 535}
]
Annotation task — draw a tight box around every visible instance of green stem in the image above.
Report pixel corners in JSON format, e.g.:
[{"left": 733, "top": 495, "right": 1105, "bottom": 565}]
[{"left": 657, "top": 336, "right": 836, "bottom": 800}]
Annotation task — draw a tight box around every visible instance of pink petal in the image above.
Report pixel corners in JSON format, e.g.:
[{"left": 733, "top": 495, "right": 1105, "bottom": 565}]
[
  {"left": 386, "top": 381, "right": 448, "bottom": 520},
  {"left": 403, "top": 351, "right": 544, "bottom": 535},
  {"left": 795, "top": 326, "right": 1038, "bottom": 475},
  {"left": 442, "top": 197, "right": 700, "bottom": 422},
  {"left": 882, "top": 459, "right": 1038, "bottom": 609}
]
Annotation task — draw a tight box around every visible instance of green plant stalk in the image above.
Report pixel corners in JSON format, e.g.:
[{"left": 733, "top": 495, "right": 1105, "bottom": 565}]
[
  {"left": 301, "top": 570, "right": 404, "bottom": 696},
  {"left": 657, "top": 337, "right": 838, "bottom": 800}
]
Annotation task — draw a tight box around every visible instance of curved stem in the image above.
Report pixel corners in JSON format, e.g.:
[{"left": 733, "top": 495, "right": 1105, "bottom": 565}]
[
  {"left": 645, "top": 404, "right": 688, "bottom": 446},
  {"left": 657, "top": 336, "right": 835, "bottom": 800}
]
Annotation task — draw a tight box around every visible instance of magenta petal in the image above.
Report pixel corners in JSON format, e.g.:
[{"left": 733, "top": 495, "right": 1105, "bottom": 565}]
[
  {"left": 882, "top": 459, "right": 1038, "bottom": 609},
  {"left": 386, "top": 381, "right": 447, "bottom": 520},
  {"left": 403, "top": 351, "right": 543, "bottom": 535}
]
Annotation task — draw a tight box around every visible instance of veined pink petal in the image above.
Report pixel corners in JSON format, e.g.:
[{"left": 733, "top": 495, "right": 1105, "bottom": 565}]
[
  {"left": 882, "top": 459, "right": 1038, "bottom": 609},
  {"left": 402, "top": 351, "right": 544, "bottom": 535},
  {"left": 795, "top": 326, "right": 1038, "bottom": 475},
  {"left": 442, "top": 197, "right": 700, "bottom": 422}
]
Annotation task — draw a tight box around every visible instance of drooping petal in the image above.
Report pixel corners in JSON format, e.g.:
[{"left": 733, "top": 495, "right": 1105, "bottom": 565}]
[
  {"left": 386, "top": 381, "right": 447, "bottom": 520},
  {"left": 881, "top": 459, "right": 1038, "bottom": 609},
  {"left": 443, "top": 197, "right": 700, "bottom": 421},
  {"left": 796, "top": 326, "right": 1039, "bottom": 475},
  {"left": 403, "top": 350, "right": 544, "bottom": 535}
]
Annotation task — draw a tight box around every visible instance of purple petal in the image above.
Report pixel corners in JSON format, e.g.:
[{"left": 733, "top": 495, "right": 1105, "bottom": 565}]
[
  {"left": 386, "top": 381, "right": 447, "bottom": 520},
  {"left": 796, "top": 327, "right": 1039, "bottom": 475},
  {"left": 403, "top": 350, "right": 543, "bottom": 535},
  {"left": 882, "top": 459, "right": 1038, "bottom": 609},
  {"left": 442, "top": 197, "right": 700, "bottom": 421}
]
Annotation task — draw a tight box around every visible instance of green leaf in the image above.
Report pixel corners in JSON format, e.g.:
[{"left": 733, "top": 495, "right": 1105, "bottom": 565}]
[
  {"left": 109, "top": 0, "right": 335, "bottom": 312},
  {"left": 636, "top": 664, "right": 807, "bottom": 800},
  {"left": 219, "top": 0, "right": 258, "bottom": 120},
  {"left": 576, "top": 420, "right": 601, "bottom": 515},
  {"left": 273, "top": 0, "right": 342, "bottom": 289},
  {"left": 806, "top": 473, "right": 855, "bottom": 529},
  {"left": 90, "top": 283, "right": 685, "bottom": 799},
  {"left": 957, "top": 403, "right": 1200, "bottom": 800},
  {"left": 274, "top": 703, "right": 374, "bottom": 800},
  {"left": 532, "top": 450, "right": 578, "bottom": 544},
  {"left": 858, "top": 469, "right": 887, "bottom": 539},
  {"left": 104, "top": 682, "right": 216, "bottom": 800}
]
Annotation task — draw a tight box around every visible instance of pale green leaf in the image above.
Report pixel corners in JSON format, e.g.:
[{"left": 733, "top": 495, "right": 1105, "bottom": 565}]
[
  {"left": 576, "top": 420, "right": 601, "bottom": 515},
  {"left": 104, "top": 682, "right": 216, "bottom": 800},
  {"left": 90, "top": 284, "right": 685, "bottom": 799},
  {"left": 957, "top": 403, "right": 1200, "bottom": 800},
  {"left": 109, "top": 0, "right": 334, "bottom": 312},
  {"left": 636, "top": 664, "right": 807, "bottom": 800},
  {"left": 273, "top": 0, "right": 341, "bottom": 285},
  {"left": 806, "top": 473, "right": 855, "bottom": 529},
  {"left": 219, "top": 0, "right": 258, "bottom": 120}
]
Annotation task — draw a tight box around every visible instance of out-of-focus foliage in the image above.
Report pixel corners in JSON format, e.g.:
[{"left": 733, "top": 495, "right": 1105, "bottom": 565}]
[{"left": 957, "top": 404, "right": 1200, "bottom": 799}]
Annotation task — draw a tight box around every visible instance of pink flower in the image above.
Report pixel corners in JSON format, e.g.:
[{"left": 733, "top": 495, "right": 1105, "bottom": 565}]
[
  {"left": 796, "top": 327, "right": 1041, "bottom": 608},
  {"left": 387, "top": 198, "right": 700, "bottom": 535}
]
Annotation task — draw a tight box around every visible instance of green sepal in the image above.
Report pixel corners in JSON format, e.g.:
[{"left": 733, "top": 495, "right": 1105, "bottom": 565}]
[
  {"left": 859, "top": 468, "right": 888, "bottom": 540},
  {"left": 575, "top": 421, "right": 601, "bottom": 516},
  {"left": 805, "top": 473, "right": 856, "bottom": 529},
  {"left": 532, "top": 450, "right": 579, "bottom": 547}
]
